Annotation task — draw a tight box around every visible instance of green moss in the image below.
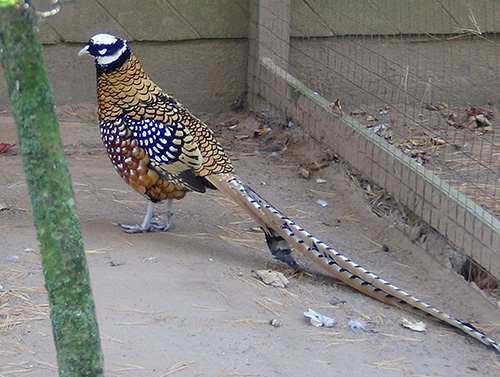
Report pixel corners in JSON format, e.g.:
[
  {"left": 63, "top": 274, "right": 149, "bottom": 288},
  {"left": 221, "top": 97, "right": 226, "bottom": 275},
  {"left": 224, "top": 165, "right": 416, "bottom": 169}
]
[{"left": 0, "top": 6, "right": 104, "bottom": 376}]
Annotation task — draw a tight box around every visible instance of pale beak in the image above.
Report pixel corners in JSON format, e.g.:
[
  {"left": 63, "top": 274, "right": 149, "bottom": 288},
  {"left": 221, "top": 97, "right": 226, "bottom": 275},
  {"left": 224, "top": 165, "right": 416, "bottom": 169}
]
[{"left": 78, "top": 45, "right": 90, "bottom": 56}]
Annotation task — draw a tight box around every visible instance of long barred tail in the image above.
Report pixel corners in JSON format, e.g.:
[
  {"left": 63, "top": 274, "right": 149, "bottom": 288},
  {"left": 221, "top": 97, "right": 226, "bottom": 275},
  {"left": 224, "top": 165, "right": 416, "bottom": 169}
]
[{"left": 206, "top": 173, "right": 500, "bottom": 353}]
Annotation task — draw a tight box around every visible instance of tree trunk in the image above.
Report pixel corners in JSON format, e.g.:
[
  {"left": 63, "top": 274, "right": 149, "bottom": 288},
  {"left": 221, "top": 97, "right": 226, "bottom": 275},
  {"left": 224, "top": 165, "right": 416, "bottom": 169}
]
[{"left": 0, "top": 4, "right": 104, "bottom": 376}]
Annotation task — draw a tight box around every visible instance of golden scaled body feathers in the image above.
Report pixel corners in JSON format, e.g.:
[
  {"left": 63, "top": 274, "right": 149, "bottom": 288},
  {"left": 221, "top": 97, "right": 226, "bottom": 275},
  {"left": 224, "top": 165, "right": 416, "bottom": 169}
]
[{"left": 94, "top": 49, "right": 232, "bottom": 204}]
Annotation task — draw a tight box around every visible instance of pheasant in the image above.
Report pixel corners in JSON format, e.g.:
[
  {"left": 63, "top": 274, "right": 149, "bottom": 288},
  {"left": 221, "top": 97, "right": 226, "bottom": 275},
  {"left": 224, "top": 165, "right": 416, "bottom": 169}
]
[{"left": 79, "top": 33, "right": 500, "bottom": 352}]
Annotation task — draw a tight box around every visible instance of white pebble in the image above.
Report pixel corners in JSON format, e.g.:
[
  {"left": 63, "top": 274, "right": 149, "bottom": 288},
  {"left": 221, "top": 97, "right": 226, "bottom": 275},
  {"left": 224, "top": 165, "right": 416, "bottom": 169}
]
[
  {"left": 316, "top": 199, "right": 329, "bottom": 207},
  {"left": 348, "top": 320, "right": 366, "bottom": 330}
]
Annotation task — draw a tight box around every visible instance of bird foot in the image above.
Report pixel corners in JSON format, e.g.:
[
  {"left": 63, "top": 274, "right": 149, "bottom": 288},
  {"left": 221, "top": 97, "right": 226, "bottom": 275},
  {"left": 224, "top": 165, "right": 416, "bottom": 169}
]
[
  {"left": 118, "top": 221, "right": 171, "bottom": 233},
  {"left": 119, "top": 223, "right": 152, "bottom": 233},
  {"left": 277, "top": 253, "right": 300, "bottom": 270},
  {"left": 150, "top": 221, "right": 171, "bottom": 232}
]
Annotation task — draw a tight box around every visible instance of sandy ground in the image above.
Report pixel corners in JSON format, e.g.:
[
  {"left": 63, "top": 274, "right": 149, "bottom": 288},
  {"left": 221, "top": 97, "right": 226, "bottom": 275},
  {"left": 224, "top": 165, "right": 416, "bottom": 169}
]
[{"left": 1, "top": 107, "right": 500, "bottom": 377}]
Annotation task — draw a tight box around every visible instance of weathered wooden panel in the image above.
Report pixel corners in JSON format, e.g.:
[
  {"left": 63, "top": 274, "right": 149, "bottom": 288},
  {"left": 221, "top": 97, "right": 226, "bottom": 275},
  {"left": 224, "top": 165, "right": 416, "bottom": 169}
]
[
  {"left": 290, "top": 0, "right": 500, "bottom": 37},
  {"left": 33, "top": 0, "right": 500, "bottom": 44},
  {"left": 33, "top": 0, "right": 249, "bottom": 43}
]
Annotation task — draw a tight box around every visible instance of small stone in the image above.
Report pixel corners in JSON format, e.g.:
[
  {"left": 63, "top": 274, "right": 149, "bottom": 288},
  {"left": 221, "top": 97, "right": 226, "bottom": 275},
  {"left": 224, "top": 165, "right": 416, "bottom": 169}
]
[
  {"left": 270, "top": 318, "right": 281, "bottom": 327},
  {"left": 8, "top": 255, "right": 19, "bottom": 263},
  {"left": 329, "top": 297, "right": 344, "bottom": 306},
  {"left": 348, "top": 320, "right": 367, "bottom": 330},
  {"left": 316, "top": 199, "right": 329, "bottom": 207},
  {"left": 145, "top": 257, "right": 159, "bottom": 263}
]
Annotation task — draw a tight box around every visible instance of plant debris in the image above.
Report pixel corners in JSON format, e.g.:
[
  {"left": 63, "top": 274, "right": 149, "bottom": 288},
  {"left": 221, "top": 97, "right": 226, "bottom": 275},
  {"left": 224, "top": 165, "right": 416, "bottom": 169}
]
[
  {"left": 468, "top": 106, "right": 494, "bottom": 132},
  {"left": 399, "top": 317, "right": 426, "bottom": 332},
  {"left": 329, "top": 98, "right": 343, "bottom": 116},
  {"left": 303, "top": 308, "right": 336, "bottom": 327},
  {"left": 426, "top": 102, "right": 449, "bottom": 111},
  {"left": 253, "top": 269, "right": 289, "bottom": 288},
  {"left": 253, "top": 124, "right": 272, "bottom": 138},
  {"left": 367, "top": 122, "right": 393, "bottom": 143},
  {"left": 0, "top": 142, "right": 17, "bottom": 154}
]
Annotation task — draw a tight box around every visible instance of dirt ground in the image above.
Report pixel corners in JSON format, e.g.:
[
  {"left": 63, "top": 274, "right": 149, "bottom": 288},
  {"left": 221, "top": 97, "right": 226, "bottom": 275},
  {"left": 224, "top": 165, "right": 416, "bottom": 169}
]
[
  {"left": 1, "top": 106, "right": 500, "bottom": 377},
  {"left": 350, "top": 102, "right": 500, "bottom": 220}
]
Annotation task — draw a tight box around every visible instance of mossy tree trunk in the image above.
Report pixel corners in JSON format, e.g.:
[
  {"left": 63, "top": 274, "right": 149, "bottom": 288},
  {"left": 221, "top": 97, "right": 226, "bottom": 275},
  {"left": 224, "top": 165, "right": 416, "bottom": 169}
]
[{"left": 0, "top": 4, "right": 104, "bottom": 376}]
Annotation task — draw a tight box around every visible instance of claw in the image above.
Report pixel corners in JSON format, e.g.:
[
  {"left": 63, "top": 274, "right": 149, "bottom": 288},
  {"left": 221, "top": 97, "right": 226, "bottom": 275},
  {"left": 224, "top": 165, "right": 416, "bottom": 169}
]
[
  {"left": 150, "top": 221, "right": 171, "bottom": 232},
  {"left": 119, "top": 223, "right": 152, "bottom": 233}
]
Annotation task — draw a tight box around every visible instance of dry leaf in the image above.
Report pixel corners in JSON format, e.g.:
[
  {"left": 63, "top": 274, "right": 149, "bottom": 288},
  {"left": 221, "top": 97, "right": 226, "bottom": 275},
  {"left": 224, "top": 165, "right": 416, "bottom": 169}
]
[
  {"left": 299, "top": 168, "right": 310, "bottom": 179},
  {"left": 234, "top": 134, "right": 250, "bottom": 140},
  {"left": 329, "top": 98, "right": 343, "bottom": 116},
  {"left": 399, "top": 317, "right": 426, "bottom": 332},
  {"left": 427, "top": 102, "right": 449, "bottom": 111},
  {"left": 254, "top": 270, "right": 289, "bottom": 288},
  {"left": 0, "top": 142, "right": 17, "bottom": 154},
  {"left": 430, "top": 136, "right": 445, "bottom": 146},
  {"left": 468, "top": 107, "right": 494, "bottom": 129},
  {"left": 304, "top": 309, "right": 336, "bottom": 327},
  {"left": 254, "top": 124, "right": 272, "bottom": 138}
]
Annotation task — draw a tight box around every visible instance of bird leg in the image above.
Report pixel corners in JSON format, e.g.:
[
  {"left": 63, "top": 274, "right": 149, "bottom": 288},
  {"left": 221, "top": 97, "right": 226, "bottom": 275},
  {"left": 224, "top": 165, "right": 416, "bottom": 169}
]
[
  {"left": 119, "top": 199, "right": 174, "bottom": 233},
  {"left": 151, "top": 198, "right": 174, "bottom": 231},
  {"left": 120, "top": 201, "right": 155, "bottom": 233}
]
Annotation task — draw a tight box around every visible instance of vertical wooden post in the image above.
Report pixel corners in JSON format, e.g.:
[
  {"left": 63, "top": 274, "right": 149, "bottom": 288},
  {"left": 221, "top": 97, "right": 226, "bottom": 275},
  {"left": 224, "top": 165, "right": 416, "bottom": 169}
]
[{"left": 248, "top": 0, "right": 291, "bottom": 111}]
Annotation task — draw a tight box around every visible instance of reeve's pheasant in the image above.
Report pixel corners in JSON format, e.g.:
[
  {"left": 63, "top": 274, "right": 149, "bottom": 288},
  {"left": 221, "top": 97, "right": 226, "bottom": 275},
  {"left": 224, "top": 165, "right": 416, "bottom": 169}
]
[{"left": 79, "top": 34, "right": 500, "bottom": 352}]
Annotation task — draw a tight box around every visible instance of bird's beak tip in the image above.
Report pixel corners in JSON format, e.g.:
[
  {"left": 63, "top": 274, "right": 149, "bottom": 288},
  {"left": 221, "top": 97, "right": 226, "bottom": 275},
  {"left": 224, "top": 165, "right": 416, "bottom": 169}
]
[{"left": 78, "top": 45, "right": 90, "bottom": 57}]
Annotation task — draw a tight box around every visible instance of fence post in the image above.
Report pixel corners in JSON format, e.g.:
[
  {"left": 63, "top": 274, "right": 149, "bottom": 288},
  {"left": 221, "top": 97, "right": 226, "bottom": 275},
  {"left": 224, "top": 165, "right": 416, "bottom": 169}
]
[{"left": 248, "top": 0, "right": 291, "bottom": 111}]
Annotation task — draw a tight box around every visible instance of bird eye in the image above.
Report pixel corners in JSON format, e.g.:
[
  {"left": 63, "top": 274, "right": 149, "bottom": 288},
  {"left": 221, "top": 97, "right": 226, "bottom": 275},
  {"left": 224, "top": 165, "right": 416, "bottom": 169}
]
[{"left": 98, "top": 48, "right": 108, "bottom": 55}]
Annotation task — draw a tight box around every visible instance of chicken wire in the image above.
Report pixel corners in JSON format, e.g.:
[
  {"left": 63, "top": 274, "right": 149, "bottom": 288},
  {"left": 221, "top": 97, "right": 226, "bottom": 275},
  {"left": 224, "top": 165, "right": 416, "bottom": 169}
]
[{"left": 248, "top": 0, "right": 500, "bottom": 284}]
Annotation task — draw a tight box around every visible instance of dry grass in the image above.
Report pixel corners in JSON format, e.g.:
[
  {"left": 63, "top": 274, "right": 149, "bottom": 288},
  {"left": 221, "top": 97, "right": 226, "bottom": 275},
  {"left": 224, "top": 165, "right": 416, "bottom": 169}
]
[
  {"left": 107, "top": 305, "right": 174, "bottom": 325},
  {"left": 219, "top": 371, "right": 259, "bottom": 377},
  {"left": 369, "top": 357, "right": 409, "bottom": 371},
  {"left": 378, "top": 332, "right": 422, "bottom": 343},
  {"left": 0, "top": 256, "right": 52, "bottom": 374},
  {"left": 111, "top": 362, "right": 146, "bottom": 372},
  {"left": 254, "top": 296, "right": 286, "bottom": 317},
  {"left": 487, "top": 354, "right": 500, "bottom": 373},
  {"left": 225, "top": 318, "right": 270, "bottom": 325},
  {"left": 160, "top": 360, "right": 196, "bottom": 376},
  {"left": 0, "top": 271, "right": 49, "bottom": 334},
  {"left": 305, "top": 330, "right": 367, "bottom": 345}
]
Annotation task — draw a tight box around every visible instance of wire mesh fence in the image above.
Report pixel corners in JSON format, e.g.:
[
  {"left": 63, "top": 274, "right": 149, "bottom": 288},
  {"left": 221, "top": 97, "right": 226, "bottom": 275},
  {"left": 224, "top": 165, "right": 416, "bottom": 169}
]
[{"left": 248, "top": 0, "right": 500, "bottom": 284}]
